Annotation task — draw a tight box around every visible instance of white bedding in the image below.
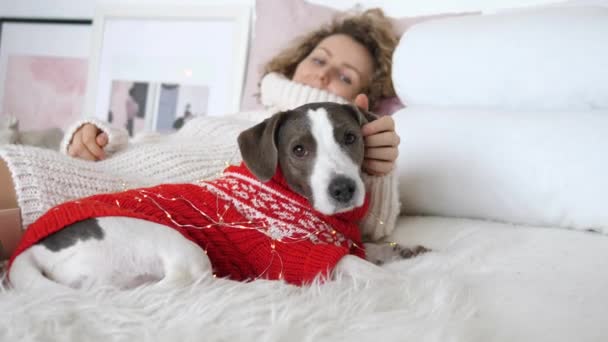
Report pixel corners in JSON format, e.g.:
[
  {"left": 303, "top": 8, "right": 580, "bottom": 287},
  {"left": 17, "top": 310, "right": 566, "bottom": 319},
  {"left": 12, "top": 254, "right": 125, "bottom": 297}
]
[
  {"left": 1, "top": 215, "right": 606, "bottom": 341},
  {"left": 389, "top": 216, "right": 608, "bottom": 342},
  {"left": 392, "top": 6, "right": 608, "bottom": 111},
  {"left": 394, "top": 106, "right": 608, "bottom": 232}
]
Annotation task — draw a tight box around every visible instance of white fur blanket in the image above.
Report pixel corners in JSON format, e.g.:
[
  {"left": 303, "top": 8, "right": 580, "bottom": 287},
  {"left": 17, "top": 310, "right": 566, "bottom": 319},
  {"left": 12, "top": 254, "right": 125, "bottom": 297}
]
[
  {"left": 0, "top": 253, "right": 475, "bottom": 342},
  {"left": 3, "top": 214, "right": 608, "bottom": 342}
]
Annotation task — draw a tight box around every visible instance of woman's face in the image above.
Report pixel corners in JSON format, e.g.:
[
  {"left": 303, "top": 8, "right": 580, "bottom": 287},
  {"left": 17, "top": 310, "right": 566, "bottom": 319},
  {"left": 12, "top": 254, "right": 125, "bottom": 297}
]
[{"left": 292, "top": 34, "right": 374, "bottom": 101}]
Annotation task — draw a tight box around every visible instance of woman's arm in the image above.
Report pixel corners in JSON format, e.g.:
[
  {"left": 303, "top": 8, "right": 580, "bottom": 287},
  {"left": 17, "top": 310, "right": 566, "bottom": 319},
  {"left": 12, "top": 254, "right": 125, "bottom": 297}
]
[
  {"left": 361, "top": 115, "right": 400, "bottom": 175},
  {"left": 359, "top": 171, "right": 400, "bottom": 241},
  {"left": 353, "top": 94, "right": 401, "bottom": 240},
  {"left": 359, "top": 115, "right": 401, "bottom": 240}
]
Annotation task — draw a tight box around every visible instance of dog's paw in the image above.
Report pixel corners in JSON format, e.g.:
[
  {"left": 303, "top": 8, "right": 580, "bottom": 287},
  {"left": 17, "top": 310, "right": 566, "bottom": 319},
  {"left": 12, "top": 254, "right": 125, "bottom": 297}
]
[
  {"left": 364, "top": 242, "right": 431, "bottom": 266},
  {"left": 396, "top": 245, "right": 431, "bottom": 259}
]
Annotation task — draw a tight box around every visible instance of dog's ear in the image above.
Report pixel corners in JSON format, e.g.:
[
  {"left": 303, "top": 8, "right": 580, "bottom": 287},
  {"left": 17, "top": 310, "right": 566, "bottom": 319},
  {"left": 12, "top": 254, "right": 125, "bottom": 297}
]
[
  {"left": 237, "top": 111, "right": 287, "bottom": 182},
  {"left": 348, "top": 104, "right": 379, "bottom": 126}
]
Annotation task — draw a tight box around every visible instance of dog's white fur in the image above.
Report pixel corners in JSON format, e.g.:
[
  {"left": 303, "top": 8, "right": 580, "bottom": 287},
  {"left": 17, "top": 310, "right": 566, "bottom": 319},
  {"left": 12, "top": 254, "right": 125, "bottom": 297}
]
[
  {"left": 10, "top": 106, "right": 388, "bottom": 290},
  {"left": 308, "top": 108, "right": 365, "bottom": 215},
  {"left": 10, "top": 217, "right": 213, "bottom": 290},
  {"left": 10, "top": 218, "right": 382, "bottom": 290}
]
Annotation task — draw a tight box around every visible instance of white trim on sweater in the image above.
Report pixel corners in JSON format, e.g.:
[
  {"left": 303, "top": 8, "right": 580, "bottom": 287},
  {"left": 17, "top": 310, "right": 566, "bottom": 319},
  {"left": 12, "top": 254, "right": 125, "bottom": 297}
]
[
  {"left": 260, "top": 73, "right": 349, "bottom": 111},
  {"left": 59, "top": 118, "right": 129, "bottom": 156}
]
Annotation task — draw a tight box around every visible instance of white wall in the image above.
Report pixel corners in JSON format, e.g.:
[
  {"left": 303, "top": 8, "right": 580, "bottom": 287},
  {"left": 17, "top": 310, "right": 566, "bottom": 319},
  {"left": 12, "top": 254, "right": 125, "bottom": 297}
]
[
  {"left": 0, "top": 0, "right": 561, "bottom": 19},
  {"left": 3, "top": 0, "right": 253, "bottom": 19}
]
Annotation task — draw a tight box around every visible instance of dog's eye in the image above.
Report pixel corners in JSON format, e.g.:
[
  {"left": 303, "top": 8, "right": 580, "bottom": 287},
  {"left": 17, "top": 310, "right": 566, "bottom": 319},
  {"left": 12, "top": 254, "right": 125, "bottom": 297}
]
[
  {"left": 293, "top": 145, "right": 308, "bottom": 158},
  {"left": 344, "top": 132, "right": 357, "bottom": 145}
]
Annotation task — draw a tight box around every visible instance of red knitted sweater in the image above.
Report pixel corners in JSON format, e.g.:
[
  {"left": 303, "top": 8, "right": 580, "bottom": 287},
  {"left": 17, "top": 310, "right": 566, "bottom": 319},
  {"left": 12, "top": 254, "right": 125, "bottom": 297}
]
[{"left": 9, "top": 163, "right": 368, "bottom": 286}]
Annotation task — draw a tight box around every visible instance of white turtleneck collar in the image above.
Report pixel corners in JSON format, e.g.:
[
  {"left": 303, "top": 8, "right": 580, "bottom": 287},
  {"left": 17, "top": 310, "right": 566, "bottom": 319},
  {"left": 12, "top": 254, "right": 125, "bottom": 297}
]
[{"left": 259, "top": 72, "right": 349, "bottom": 112}]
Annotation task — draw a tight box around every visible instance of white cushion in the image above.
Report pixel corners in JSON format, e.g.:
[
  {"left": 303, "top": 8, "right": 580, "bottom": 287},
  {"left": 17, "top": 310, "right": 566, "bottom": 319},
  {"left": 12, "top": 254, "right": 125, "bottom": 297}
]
[
  {"left": 394, "top": 106, "right": 608, "bottom": 232},
  {"left": 392, "top": 7, "right": 608, "bottom": 111}
]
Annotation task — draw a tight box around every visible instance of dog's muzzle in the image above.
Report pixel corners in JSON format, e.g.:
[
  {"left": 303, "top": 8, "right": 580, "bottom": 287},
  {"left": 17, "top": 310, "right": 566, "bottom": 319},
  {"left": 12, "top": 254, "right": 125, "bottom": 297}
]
[{"left": 328, "top": 176, "right": 357, "bottom": 204}]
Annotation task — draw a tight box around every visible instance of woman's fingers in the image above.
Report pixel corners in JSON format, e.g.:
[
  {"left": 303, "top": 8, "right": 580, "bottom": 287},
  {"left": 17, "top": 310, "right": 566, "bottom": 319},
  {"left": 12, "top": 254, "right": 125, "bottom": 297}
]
[
  {"left": 361, "top": 116, "right": 395, "bottom": 136},
  {"left": 68, "top": 133, "right": 96, "bottom": 161},
  {"left": 81, "top": 125, "right": 106, "bottom": 160},
  {"left": 68, "top": 124, "right": 106, "bottom": 161},
  {"left": 360, "top": 116, "right": 400, "bottom": 176},
  {"left": 363, "top": 159, "right": 394, "bottom": 175},
  {"left": 364, "top": 131, "right": 400, "bottom": 148},
  {"left": 354, "top": 94, "right": 370, "bottom": 111},
  {"left": 364, "top": 147, "right": 399, "bottom": 161},
  {"left": 96, "top": 132, "right": 109, "bottom": 147}
]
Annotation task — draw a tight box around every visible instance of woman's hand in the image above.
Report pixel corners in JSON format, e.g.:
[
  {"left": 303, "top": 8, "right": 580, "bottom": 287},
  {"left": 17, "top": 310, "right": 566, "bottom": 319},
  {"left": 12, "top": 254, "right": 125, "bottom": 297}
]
[
  {"left": 354, "top": 94, "right": 400, "bottom": 176},
  {"left": 67, "top": 124, "right": 108, "bottom": 161}
]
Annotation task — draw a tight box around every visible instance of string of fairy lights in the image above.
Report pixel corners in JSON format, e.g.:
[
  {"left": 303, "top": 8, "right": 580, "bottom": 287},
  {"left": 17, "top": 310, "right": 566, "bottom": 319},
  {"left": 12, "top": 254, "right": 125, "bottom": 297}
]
[{"left": 113, "top": 152, "right": 390, "bottom": 281}]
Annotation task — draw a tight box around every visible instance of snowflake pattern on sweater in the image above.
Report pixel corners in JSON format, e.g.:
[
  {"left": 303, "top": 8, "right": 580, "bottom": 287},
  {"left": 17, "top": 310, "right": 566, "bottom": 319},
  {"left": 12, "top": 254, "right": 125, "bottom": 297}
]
[{"left": 9, "top": 163, "right": 369, "bottom": 286}]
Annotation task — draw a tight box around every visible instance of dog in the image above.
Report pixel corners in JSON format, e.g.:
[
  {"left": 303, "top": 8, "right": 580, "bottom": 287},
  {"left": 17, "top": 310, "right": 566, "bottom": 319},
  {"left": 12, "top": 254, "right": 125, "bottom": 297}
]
[{"left": 8, "top": 102, "right": 427, "bottom": 290}]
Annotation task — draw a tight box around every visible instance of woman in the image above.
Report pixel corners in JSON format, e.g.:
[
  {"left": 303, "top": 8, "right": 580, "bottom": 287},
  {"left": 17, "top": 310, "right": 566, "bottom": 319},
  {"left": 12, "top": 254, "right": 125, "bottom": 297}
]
[{"left": 0, "top": 9, "right": 400, "bottom": 259}]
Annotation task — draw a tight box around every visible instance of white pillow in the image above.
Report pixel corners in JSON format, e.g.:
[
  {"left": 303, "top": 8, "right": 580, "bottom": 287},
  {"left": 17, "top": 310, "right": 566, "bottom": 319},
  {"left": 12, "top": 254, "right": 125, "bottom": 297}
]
[
  {"left": 392, "top": 6, "right": 608, "bottom": 111},
  {"left": 394, "top": 106, "right": 608, "bottom": 233}
]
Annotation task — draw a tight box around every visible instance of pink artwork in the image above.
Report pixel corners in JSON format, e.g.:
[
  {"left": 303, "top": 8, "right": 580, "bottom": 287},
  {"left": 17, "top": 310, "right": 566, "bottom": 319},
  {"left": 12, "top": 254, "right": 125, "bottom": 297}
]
[
  {"left": 108, "top": 81, "right": 147, "bottom": 137},
  {"left": 109, "top": 80, "right": 209, "bottom": 136},
  {"left": 1, "top": 55, "right": 88, "bottom": 131}
]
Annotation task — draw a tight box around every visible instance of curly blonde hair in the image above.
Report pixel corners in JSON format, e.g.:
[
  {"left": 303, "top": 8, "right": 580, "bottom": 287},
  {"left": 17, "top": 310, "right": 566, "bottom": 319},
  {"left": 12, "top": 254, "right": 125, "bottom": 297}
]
[{"left": 263, "top": 8, "right": 398, "bottom": 109}]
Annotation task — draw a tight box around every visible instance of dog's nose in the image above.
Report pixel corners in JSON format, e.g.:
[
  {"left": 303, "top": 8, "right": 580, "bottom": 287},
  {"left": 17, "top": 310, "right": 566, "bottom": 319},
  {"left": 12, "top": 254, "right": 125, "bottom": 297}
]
[{"left": 328, "top": 176, "right": 356, "bottom": 203}]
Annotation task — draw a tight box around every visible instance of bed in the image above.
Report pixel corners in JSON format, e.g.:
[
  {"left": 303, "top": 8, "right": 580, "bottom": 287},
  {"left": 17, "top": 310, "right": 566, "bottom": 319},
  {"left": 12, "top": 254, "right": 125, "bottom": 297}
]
[
  {"left": 2, "top": 2, "right": 608, "bottom": 341},
  {"left": 1, "top": 216, "right": 606, "bottom": 341}
]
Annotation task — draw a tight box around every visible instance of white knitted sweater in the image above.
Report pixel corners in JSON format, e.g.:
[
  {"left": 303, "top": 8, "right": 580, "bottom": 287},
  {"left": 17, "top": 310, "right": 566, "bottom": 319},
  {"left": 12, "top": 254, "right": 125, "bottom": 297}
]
[{"left": 0, "top": 73, "right": 400, "bottom": 240}]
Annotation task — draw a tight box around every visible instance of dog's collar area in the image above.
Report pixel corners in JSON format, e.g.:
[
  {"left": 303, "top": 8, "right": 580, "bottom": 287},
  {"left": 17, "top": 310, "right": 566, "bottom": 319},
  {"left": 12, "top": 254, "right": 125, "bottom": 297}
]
[{"left": 230, "top": 162, "right": 369, "bottom": 223}]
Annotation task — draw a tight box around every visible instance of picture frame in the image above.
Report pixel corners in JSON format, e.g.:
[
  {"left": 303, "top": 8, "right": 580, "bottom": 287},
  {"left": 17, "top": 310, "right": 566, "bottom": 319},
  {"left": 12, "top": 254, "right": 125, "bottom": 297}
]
[
  {"left": 84, "top": 5, "right": 251, "bottom": 136},
  {"left": 0, "top": 18, "right": 92, "bottom": 131}
]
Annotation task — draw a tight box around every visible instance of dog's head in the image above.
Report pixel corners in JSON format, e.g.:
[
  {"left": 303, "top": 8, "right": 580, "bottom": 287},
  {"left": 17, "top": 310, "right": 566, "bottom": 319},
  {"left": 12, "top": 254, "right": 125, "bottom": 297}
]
[{"left": 238, "top": 102, "right": 377, "bottom": 215}]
